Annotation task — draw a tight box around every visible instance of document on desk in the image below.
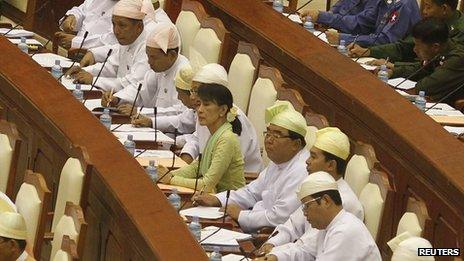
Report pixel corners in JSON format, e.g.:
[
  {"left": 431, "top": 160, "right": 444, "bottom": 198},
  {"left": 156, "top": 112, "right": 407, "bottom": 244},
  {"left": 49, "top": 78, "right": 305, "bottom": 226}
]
[
  {"left": 111, "top": 124, "right": 155, "bottom": 133},
  {"left": 61, "top": 77, "right": 92, "bottom": 90},
  {"left": 223, "top": 254, "right": 246, "bottom": 261},
  {"left": 388, "top": 78, "right": 416, "bottom": 90},
  {"left": 114, "top": 131, "right": 174, "bottom": 144},
  {"left": 0, "top": 28, "right": 34, "bottom": 38},
  {"left": 426, "top": 109, "right": 463, "bottom": 117},
  {"left": 282, "top": 13, "right": 303, "bottom": 24},
  {"left": 83, "top": 99, "right": 102, "bottom": 112},
  {"left": 157, "top": 184, "right": 195, "bottom": 194},
  {"left": 180, "top": 207, "right": 225, "bottom": 219},
  {"left": 444, "top": 126, "right": 464, "bottom": 135},
  {"left": 426, "top": 103, "right": 455, "bottom": 111},
  {"left": 32, "top": 53, "right": 74, "bottom": 68},
  {"left": 352, "top": 57, "right": 377, "bottom": 64},
  {"left": 139, "top": 106, "right": 181, "bottom": 116},
  {"left": 200, "top": 226, "right": 252, "bottom": 246},
  {"left": 8, "top": 38, "right": 42, "bottom": 46}
]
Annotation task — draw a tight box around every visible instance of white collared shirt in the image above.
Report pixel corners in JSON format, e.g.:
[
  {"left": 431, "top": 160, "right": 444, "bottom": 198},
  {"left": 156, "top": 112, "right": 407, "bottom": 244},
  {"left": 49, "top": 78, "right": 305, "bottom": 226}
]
[{"left": 16, "top": 251, "right": 28, "bottom": 261}]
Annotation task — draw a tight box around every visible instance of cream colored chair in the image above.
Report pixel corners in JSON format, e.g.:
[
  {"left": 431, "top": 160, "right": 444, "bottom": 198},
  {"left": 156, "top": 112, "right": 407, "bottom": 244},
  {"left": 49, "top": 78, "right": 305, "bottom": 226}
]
[
  {"left": 0, "top": 191, "right": 17, "bottom": 213},
  {"left": 15, "top": 170, "right": 51, "bottom": 258},
  {"left": 190, "top": 17, "right": 230, "bottom": 65},
  {"left": 345, "top": 155, "right": 371, "bottom": 197},
  {"left": 396, "top": 212, "right": 423, "bottom": 237},
  {"left": 50, "top": 202, "right": 87, "bottom": 260},
  {"left": 359, "top": 183, "right": 384, "bottom": 240},
  {"left": 0, "top": 119, "right": 21, "bottom": 197},
  {"left": 53, "top": 235, "right": 79, "bottom": 261},
  {"left": 247, "top": 66, "right": 285, "bottom": 152},
  {"left": 52, "top": 146, "right": 92, "bottom": 232},
  {"left": 175, "top": 0, "right": 208, "bottom": 58},
  {"left": 228, "top": 41, "right": 261, "bottom": 112}
]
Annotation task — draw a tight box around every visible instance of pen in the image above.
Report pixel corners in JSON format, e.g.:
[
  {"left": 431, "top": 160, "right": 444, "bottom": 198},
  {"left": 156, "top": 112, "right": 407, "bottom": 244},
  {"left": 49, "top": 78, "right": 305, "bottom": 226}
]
[
  {"left": 106, "top": 88, "right": 113, "bottom": 107},
  {"left": 349, "top": 34, "right": 359, "bottom": 51}
]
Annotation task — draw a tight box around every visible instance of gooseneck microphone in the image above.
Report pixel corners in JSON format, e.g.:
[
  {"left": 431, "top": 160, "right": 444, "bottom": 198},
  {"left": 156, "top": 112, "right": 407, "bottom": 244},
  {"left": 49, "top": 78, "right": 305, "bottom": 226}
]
[
  {"left": 82, "top": 48, "right": 113, "bottom": 104},
  {"left": 57, "top": 31, "right": 89, "bottom": 81}
]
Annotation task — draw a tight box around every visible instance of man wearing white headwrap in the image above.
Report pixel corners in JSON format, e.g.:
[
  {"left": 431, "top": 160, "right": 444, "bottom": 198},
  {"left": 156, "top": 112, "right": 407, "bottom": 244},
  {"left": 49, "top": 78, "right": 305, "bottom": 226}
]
[
  {"left": 103, "top": 22, "right": 188, "bottom": 113},
  {"left": 67, "top": 0, "right": 159, "bottom": 93},
  {"left": 0, "top": 212, "right": 32, "bottom": 261},
  {"left": 260, "top": 127, "right": 364, "bottom": 259},
  {"left": 257, "top": 172, "right": 380, "bottom": 261},
  {"left": 193, "top": 100, "right": 309, "bottom": 232},
  {"left": 392, "top": 237, "right": 435, "bottom": 261},
  {"left": 179, "top": 63, "right": 263, "bottom": 174}
]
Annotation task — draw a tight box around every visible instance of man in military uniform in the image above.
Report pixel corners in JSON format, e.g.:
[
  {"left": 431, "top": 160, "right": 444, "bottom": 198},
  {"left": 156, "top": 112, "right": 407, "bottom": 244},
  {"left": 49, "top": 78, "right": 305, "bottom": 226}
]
[
  {"left": 384, "top": 18, "right": 464, "bottom": 104},
  {"left": 349, "top": 0, "right": 464, "bottom": 61},
  {"left": 314, "top": 0, "right": 421, "bottom": 46}
]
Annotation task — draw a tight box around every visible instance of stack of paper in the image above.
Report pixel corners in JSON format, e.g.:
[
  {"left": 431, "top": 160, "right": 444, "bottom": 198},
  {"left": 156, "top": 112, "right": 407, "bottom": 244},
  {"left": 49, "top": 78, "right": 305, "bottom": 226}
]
[
  {"left": 158, "top": 184, "right": 195, "bottom": 194},
  {"left": 61, "top": 77, "right": 92, "bottom": 90},
  {"left": 0, "top": 28, "right": 34, "bottom": 38},
  {"left": 83, "top": 99, "right": 102, "bottom": 112},
  {"left": 112, "top": 124, "right": 174, "bottom": 143},
  {"left": 180, "top": 207, "right": 224, "bottom": 219},
  {"left": 200, "top": 226, "right": 252, "bottom": 246},
  {"left": 282, "top": 13, "right": 303, "bottom": 24},
  {"left": 388, "top": 78, "right": 416, "bottom": 90},
  {"left": 32, "top": 53, "right": 74, "bottom": 68},
  {"left": 425, "top": 103, "right": 455, "bottom": 111},
  {"left": 426, "top": 109, "right": 463, "bottom": 117},
  {"left": 444, "top": 126, "right": 464, "bottom": 135},
  {"left": 8, "top": 38, "right": 42, "bottom": 46},
  {"left": 223, "top": 254, "right": 246, "bottom": 261}
]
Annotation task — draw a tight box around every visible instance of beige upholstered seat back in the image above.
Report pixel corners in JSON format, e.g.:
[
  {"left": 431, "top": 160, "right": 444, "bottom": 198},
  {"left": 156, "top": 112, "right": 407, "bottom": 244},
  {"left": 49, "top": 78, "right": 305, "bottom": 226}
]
[
  {"left": 190, "top": 28, "right": 222, "bottom": 64},
  {"left": 51, "top": 215, "right": 79, "bottom": 259},
  {"left": 228, "top": 53, "right": 257, "bottom": 112},
  {"left": 52, "top": 158, "right": 85, "bottom": 231},
  {"left": 0, "top": 191, "right": 16, "bottom": 213},
  {"left": 0, "top": 134, "right": 13, "bottom": 193},
  {"left": 53, "top": 250, "right": 71, "bottom": 261},
  {"left": 175, "top": 11, "right": 202, "bottom": 58},
  {"left": 396, "top": 212, "right": 423, "bottom": 237},
  {"left": 359, "top": 183, "right": 385, "bottom": 240},
  {"left": 15, "top": 183, "right": 42, "bottom": 249},
  {"left": 345, "top": 155, "right": 371, "bottom": 197}
]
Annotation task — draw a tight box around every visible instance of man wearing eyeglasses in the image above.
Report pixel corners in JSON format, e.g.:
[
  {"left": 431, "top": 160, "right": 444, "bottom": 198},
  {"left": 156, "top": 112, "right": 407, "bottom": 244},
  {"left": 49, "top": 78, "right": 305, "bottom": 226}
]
[
  {"left": 257, "top": 127, "right": 364, "bottom": 260},
  {"left": 257, "top": 172, "right": 380, "bottom": 260},
  {"left": 0, "top": 212, "right": 32, "bottom": 261},
  {"left": 193, "top": 100, "right": 309, "bottom": 232}
]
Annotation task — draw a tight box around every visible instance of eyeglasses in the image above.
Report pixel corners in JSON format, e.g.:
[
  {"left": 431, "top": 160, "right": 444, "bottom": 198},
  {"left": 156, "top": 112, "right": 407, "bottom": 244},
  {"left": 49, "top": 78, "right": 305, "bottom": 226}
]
[
  {"left": 302, "top": 197, "right": 322, "bottom": 211},
  {"left": 263, "top": 131, "right": 291, "bottom": 140}
]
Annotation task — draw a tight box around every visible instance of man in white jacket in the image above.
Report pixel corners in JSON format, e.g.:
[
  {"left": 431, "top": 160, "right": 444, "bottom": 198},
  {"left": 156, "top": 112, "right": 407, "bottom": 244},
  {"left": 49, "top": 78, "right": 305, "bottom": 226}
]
[{"left": 193, "top": 100, "right": 309, "bottom": 233}]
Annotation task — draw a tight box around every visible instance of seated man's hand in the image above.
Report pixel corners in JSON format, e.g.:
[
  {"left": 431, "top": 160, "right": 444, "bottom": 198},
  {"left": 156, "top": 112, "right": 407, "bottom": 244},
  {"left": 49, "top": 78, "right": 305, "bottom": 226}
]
[
  {"left": 191, "top": 193, "right": 221, "bottom": 207},
  {"left": 157, "top": 165, "right": 171, "bottom": 183},
  {"left": 366, "top": 59, "right": 394, "bottom": 69},
  {"left": 220, "top": 204, "right": 242, "bottom": 221},
  {"left": 55, "top": 31, "right": 75, "bottom": 49},
  {"left": 101, "top": 91, "right": 119, "bottom": 107},
  {"left": 170, "top": 144, "right": 183, "bottom": 156},
  {"left": 80, "top": 51, "right": 96, "bottom": 67},
  {"left": 65, "top": 65, "right": 82, "bottom": 77},
  {"left": 61, "top": 15, "right": 76, "bottom": 33},
  {"left": 117, "top": 103, "right": 136, "bottom": 116},
  {"left": 348, "top": 43, "right": 369, "bottom": 57},
  {"left": 325, "top": 30, "right": 340, "bottom": 45},
  {"left": 73, "top": 70, "right": 93, "bottom": 84},
  {"left": 373, "top": 67, "right": 394, "bottom": 78},
  {"left": 180, "top": 153, "right": 194, "bottom": 164},
  {"left": 257, "top": 243, "right": 275, "bottom": 257},
  {"left": 299, "top": 10, "right": 319, "bottom": 22},
  {"left": 131, "top": 114, "right": 152, "bottom": 127},
  {"left": 253, "top": 255, "right": 278, "bottom": 261}
]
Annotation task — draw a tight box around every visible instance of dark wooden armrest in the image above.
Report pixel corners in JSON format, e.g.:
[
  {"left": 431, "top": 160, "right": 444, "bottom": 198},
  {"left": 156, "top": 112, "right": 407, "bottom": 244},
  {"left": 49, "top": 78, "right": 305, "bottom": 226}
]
[
  {"left": 44, "top": 232, "right": 54, "bottom": 241},
  {"left": 0, "top": 23, "right": 13, "bottom": 28}
]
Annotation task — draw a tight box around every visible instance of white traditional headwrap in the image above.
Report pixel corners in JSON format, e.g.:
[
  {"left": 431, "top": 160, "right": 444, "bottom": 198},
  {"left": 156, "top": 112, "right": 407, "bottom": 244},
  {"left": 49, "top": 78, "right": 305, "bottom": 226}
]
[
  {"left": 265, "top": 100, "right": 307, "bottom": 137},
  {"left": 146, "top": 22, "right": 180, "bottom": 53},
  {"left": 391, "top": 236, "right": 435, "bottom": 261},
  {"left": 192, "top": 63, "right": 229, "bottom": 87},
  {"left": 113, "top": 0, "right": 155, "bottom": 21},
  {"left": 313, "top": 127, "right": 350, "bottom": 160},
  {"left": 0, "top": 212, "right": 28, "bottom": 240},
  {"left": 175, "top": 64, "right": 195, "bottom": 91},
  {"left": 296, "top": 171, "right": 338, "bottom": 200}
]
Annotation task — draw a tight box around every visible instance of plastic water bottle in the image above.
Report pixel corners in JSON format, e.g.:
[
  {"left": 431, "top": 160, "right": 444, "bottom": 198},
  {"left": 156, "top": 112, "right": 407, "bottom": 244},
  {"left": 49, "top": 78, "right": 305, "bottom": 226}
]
[
  {"left": 51, "top": 60, "right": 63, "bottom": 80},
  {"left": 272, "top": 0, "right": 283, "bottom": 13},
  {"left": 18, "top": 37, "right": 28, "bottom": 54},
  {"left": 377, "top": 64, "right": 389, "bottom": 83},
  {"left": 73, "top": 84, "right": 84, "bottom": 102},
  {"left": 303, "top": 17, "right": 315, "bottom": 33},
  {"left": 146, "top": 160, "right": 158, "bottom": 182},
  {"left": 168, "top": 188, "right": 181, "bottom": 210},
  {"left": 100, "top": 108, "right": 112, "bottom": 130},
  {"left": 124, "top": 134, "right": 136, "bottom": 156},
  {"left": 415, "top": 91, "right": 426, "bottom": 112},
  {"left": 337, "top": 40, "right": 348, "bottom": 56},
  {"left": 209, "top": 246, "right": 222, "bottom": 261},
  {"left": 188, "top": 216, "right": 202, "bottom": 241}
]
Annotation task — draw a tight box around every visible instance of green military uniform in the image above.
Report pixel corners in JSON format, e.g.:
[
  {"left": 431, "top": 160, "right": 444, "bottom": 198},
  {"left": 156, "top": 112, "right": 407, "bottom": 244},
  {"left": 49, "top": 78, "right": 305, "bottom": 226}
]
[
  {"left": 391, "top": 41, "right": 464, "bottom": 104},
  {"left": 369, "top": 10, "right": 464, "bottom": 62}
]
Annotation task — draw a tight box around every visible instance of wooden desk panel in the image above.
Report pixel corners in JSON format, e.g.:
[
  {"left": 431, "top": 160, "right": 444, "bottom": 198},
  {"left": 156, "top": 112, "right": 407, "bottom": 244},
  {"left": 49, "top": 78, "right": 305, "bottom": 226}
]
[
  {"left": 0, "top": 36, "right": 208, "bottom": 260},
  {"left": 170, "top": 0, "right": 464, "bottom": 257}
]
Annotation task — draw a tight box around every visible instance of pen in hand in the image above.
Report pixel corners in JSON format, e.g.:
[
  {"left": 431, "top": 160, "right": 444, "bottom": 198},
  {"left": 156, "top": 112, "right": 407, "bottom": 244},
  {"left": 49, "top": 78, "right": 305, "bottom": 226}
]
[{"left": 106, "top": 88, "right": 113, "bottom": 108}]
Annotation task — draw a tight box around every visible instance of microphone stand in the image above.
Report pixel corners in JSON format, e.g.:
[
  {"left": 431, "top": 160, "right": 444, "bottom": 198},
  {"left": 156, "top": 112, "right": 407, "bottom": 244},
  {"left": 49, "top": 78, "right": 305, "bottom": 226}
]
[
  {"left": 57, "top": 31, "right": 89, "bottom": 81},
  {"left": 424, "top": 81, "right": 464, "bottom": 112},
  {"left": 82, "top": 48, "right": 113, "bottom": 104},
  {"left": 391, "top": 54, "right": 442, "bottom": 90},
  {"left": 286, "top": 0, "right": 315, "bottom": 18}
]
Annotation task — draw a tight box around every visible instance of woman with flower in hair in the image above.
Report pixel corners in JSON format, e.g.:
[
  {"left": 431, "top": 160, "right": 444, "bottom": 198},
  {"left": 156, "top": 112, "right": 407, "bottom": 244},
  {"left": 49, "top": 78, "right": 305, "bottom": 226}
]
[{"left": 158, "top": 83, "right": 245, "bottom": 193}]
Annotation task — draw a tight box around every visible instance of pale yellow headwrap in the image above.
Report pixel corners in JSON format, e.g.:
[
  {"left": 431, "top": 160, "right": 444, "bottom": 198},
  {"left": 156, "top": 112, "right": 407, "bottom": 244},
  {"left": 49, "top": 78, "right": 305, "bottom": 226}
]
[
  {"left": 391, "top": 236, "right": 435, "bottom": 261},
  {"left": 113, "top": 0, "right": 155, "bottom": 21},
  {"left": 265, "top": 100, "right": 307, "bottom": 137},
  {"left": 192, "top": 63, "right": 229, "bottom": 87},
  {"left": 0, "top": 212, "right": 28, "bottom": 240},
  {"left": 146, "top": 22, "right": 180, "bottom": 53},
  {"left": 0, "top": 192, "right": 16, "bottom": 213},
  {"left": 175, "top": 64, "right": 195, "bottom": 91},
  {"left": 313, "top": 127, "right": 350, "bottom": 160},
  {"left": 296, "top": 171, "right": 338, "bottom": 200}
]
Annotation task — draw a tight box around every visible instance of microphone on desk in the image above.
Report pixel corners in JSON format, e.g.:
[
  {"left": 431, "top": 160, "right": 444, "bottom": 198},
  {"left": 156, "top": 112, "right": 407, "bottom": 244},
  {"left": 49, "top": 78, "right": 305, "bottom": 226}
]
[
  {"left": 154, "top": 107, "right": 158, "bottom": 144},
  {"left": 178, "top": 153, "right": 202, "bottom": 212},
  {"left": 56, "top": 31, "right": 89, "bottom": 81},
  {"left": 285, "top": 0, "right": 315, "bottom": 18},
  {"left": 238, "top": 245, "right": 250, "bottom": 261},
  {"left": 2, "top": 0, "right": 51, "bottom": 37},
  {"left": 198, "top": 189, "right": 232, "bottom": 244},
  {"left": 424, "top": 81, "right": 464, "bottom": 112},
  {"left": 82, "top": 48, "right": 113, "bottom": 104},
  {"left": 129, "top": 83, "right": 143, "bottom": 117},
  {"left": 391, "top": 55, "right": 443, "bottom": 90}
]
